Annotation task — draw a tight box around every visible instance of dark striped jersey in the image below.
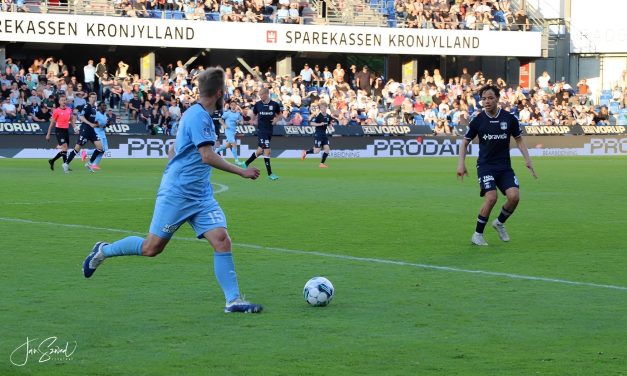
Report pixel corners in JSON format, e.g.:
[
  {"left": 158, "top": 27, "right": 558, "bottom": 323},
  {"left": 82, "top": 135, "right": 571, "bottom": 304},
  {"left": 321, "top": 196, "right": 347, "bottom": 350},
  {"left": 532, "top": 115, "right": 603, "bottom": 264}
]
[
  {"left": 311, "top": 113, "right": 333, "bottom": 137},
  {"left": 253, "top": 100, "right": 281, "bottom": 134},
  {"left": 464, "top": 108, "right": 522, "bottom": 171}
]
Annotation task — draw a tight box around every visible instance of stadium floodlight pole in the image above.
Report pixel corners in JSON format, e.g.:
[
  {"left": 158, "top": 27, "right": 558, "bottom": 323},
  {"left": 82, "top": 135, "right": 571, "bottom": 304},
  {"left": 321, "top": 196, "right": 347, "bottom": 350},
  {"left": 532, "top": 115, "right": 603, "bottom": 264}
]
[
  {"left": 236, "top": 57, "right": 263, "bottom": 81},
  {"left": 183, "top": 48, "right": 211, "bottom": 67}
]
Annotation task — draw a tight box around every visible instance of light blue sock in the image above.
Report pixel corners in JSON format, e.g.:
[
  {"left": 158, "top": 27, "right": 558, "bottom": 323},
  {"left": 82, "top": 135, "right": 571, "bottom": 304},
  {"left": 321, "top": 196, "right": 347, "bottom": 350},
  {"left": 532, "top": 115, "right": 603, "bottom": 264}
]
[
  {"left": 214, "top": 252, "right": 240, "bottom": 303},
  {"left": 215, "top": 145, "right": 226, "bottom": 154},
  {"left": 102, "top": 236, "right": 144, "bottom": 257},
  {"left": 94, "top": 153, "right": 104, "bottom": 166},
  {"left": 230, "top": 146, "right": 239, "bottom": 161}
]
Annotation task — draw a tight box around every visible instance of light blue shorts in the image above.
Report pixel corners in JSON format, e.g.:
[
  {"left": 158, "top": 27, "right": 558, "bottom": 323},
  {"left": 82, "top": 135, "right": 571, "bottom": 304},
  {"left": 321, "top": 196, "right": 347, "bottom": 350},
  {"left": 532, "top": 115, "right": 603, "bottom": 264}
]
[
  {"left": 225, "top": 130, "right": 236, "bottom": 144},
  {"left": 94, "top": 129, "right": 108, "bottom": 151},
  {"left": 149, "top": 194, "right": 227, "bottom": 239}
]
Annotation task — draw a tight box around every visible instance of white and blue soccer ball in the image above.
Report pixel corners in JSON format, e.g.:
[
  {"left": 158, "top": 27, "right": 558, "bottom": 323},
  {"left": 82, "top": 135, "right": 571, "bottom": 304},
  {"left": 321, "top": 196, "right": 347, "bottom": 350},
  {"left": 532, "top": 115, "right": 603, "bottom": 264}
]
[{"left": 303, "top": 276, "right": 334, "bottom": 307}]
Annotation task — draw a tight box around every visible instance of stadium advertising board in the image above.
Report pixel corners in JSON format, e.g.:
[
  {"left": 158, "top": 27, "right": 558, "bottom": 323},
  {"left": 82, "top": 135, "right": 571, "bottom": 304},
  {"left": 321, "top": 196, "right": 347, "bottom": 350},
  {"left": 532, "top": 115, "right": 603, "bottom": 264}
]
[
  {"left": 0, "top": 122, "right": 443, "bottom": 136},
  {"left": 0, "top": 12, "right": 542, "bottom": 57},
  {"left": 0, "top": 122, "right": 143, "bottom": 135},
  {"left": 2, "top": 135, "right": 626, "bottom": 159},
  {"left": 521, "top": 125, "right": 627, "bottom": 136}
]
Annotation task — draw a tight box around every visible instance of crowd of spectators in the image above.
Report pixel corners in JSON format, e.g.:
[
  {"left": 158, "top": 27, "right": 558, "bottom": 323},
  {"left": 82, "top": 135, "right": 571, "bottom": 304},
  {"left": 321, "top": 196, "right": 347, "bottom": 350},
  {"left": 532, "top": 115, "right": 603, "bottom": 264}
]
[
  {"left": 390, "top": 0, "right": 530, "bottom": 31},
  {"left": 2, "top": 55, "right": 626, "bottom": 136},
  {"left": 4, "top": 0, "right": 533, "bottom": 30}
]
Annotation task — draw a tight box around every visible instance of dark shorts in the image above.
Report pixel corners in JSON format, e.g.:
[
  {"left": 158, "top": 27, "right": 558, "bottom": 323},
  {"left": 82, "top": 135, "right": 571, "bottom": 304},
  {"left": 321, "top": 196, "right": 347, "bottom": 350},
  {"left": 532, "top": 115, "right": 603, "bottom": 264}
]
[
  {"left": 257, "top": 133, "right": 272, "bottom": 149},
  {"left": 314, "top": 136, "right": 329, "bottom": 148},
  {"left": 214, "top": 123, "right": 222, "bottom": 141},
  {"left": 55, "top": 128, "right": 70, "bottom": 146},
  {"left": 477, "top": 168, "right": 519, "bottom": 197},
  {"left": 77, "top": 125, "right": 100, "bottom": 146}
]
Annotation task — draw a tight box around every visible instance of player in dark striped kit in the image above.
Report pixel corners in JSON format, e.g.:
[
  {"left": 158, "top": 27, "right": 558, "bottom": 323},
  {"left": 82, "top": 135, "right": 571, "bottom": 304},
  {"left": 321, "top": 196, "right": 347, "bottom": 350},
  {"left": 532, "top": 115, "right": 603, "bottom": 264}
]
[
  {"left": 64, "top": 92, "right": 105, "bottom": 173},
  {"left": 457, "top": 85, "right": 537, "bottom": 246},
  {"left": 244, "top": 88, "right": 282, "bottom": 181},
  {"left": 301, "top": 102, "right": 335, "bottom": 168}
]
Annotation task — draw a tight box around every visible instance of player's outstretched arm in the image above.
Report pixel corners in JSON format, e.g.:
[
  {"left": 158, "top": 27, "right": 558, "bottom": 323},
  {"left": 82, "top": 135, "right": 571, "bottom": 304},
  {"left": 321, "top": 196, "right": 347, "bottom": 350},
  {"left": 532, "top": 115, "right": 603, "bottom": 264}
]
[
  {"left": 515, "top": 136, "right": 537, "bottom": 179},
  {"left": 456, "top": 138, "right": 470, "bottom": 180},
  {"left": 199, "top": 144, "right": 260, "bottom": 180},
  {"left": 45, "top": 119, "right": 55, "bottom": 141}
]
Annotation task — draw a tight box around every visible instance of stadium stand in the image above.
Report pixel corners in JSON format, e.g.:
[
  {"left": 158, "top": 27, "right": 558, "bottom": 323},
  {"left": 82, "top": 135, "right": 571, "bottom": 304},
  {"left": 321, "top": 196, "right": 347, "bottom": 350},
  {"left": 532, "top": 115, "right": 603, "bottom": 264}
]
[
  {"left": 12, "top": 0, "right": 539, "bottom": 29},
  {"left": 1, "top": 0, "right": 624, "bottom": 130},
  {"left": 2, "top": 50, "right": 625, "bottom": 132}
]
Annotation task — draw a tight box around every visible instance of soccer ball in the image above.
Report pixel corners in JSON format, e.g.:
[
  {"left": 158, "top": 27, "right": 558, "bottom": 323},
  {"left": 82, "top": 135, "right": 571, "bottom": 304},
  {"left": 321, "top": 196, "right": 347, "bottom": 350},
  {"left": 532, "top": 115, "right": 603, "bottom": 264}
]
[{"left": 303, "top": 276, "right": 334, "bottom": 307}]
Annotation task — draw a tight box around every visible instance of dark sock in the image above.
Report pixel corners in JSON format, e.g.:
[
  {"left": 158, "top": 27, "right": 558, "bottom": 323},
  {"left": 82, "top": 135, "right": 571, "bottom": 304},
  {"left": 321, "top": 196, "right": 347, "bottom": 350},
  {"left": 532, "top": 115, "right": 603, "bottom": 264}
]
[
  {"left": 306, "top": 148, "right": 314, "bottom": 154},
  {"left": 51, "top": 152, "right": 63, "bottom": 162},
  {"left": 61, "top": 151, "right": 67, "bottom": 163},
  {"left": 264, "top": 158, "right": 272, "bottom": 175},
  {"left": 497, "top": 207, "right": 513, "bottom": 224},
  {"left": 321, "top": 152, "right": 329, "bottom": 163},
  {"left": 66, "top": 149, "right": 78, "bottom": 164},
  {"left": 475, "top": 215, "right": 488, "bottom": 233},
  {"left": 245, "top": 152, "right": 257, "bottom": 166},
  {"left": 90, "top": 149, "right": 103, "bottom": 163}
]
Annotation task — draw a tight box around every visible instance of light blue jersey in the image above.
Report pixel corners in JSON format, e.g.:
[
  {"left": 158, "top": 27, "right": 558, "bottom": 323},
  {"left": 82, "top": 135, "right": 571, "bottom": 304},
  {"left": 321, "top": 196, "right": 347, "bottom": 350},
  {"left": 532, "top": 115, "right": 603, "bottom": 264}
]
[
  {"left": 151, "top": 103, "right": 226, "bottom": 239},
  {"left": 94, "top": 111, "right": 108, "bottom": 150},
  {"left": 158, "top": 103, "right": 216, "bottom": 201},
  {"left": 221, "top": 109, "right": 242, "bottom": 143}
]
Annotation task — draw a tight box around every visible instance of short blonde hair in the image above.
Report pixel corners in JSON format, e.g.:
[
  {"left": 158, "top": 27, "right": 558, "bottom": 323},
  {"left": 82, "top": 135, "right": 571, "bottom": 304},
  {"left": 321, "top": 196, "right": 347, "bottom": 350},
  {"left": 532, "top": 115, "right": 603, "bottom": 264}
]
[{"left": 197, "top": 67, "right": 225, "bottom": 98}]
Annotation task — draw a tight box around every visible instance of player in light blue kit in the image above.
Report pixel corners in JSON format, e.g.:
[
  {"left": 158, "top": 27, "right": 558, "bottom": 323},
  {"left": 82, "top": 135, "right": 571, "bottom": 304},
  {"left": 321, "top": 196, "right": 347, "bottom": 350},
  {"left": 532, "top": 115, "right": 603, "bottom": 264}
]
[
  {"left": 81, "top": 101, "right": 109, "bottom": 170},
  {"left": 89, "top": 101, "right": 109, "bottom": 170},
  {"left": 83, "top": 67, "right": 264, "bottom": 313},
  {"left": 215, "top": 100, "right": 244, "bottom": 167}
]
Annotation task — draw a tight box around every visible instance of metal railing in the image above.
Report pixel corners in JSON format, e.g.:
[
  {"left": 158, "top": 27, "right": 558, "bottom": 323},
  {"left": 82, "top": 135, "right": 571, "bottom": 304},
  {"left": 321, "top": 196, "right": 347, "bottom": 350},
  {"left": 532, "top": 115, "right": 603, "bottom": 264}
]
[{"left": 35, "top": 0, "right": 119, "bottom": 16}]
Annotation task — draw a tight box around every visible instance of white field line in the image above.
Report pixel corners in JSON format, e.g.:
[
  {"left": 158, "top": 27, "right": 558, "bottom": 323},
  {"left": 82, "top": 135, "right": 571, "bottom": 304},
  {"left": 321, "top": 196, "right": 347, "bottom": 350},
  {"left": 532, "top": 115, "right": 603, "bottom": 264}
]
[
  {"left": 0, "top": 183, "right": 229, "bottom": 206},
  {"left": 1, "top": 217, "right": 626, "bottom": 292}
]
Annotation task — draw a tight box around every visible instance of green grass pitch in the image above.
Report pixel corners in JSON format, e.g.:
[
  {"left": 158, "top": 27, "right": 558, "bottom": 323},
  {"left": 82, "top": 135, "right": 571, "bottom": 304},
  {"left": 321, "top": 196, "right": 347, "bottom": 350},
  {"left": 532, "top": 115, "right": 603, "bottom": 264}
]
[{"left": 1, "top": 156, "right": 626, "bottom": 375}]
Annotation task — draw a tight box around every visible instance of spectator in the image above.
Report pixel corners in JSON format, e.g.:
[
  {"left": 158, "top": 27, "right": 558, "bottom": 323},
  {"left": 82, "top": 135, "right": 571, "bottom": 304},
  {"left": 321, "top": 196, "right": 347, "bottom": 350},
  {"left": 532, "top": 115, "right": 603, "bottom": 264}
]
[
  {"left": 577, "top": 79, "right": 590, "bottom": 96},
  {"left": 32, "top": 105, "right": 52, "bottom": 122},
  {"left": 355, "top": 65, "right": 373, "bottom": 94},
  {"left": 514, "top": 9, "right": 530, "bottom": 31},
  {"left": 287, "top": 2, "right": 300, "bottom": 23},
  {"left": 128, "top": 92, "right": 142, "bottom": 119},
  {"left": 433, "top": 119, "right": 451, "bottom": 135},
  {"left": 116, "top": 61, "right": 130, "bottom": 80}
]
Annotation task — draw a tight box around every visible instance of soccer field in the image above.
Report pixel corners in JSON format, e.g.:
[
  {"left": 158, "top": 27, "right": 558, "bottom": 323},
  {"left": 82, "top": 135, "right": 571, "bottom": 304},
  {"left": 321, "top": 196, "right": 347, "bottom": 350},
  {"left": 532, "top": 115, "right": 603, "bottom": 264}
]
[{"left": 1, "top": 156, "right": 626, "bottom": 375}]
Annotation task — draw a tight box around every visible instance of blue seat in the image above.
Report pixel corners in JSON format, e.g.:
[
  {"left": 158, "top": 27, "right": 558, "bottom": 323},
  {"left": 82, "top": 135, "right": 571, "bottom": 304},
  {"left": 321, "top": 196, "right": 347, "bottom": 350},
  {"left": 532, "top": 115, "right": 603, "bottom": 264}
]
[
  {"left": 151, "top": 10, "right": 162, "bottom": 18},
  {"left": 206, "top": 12, "right": 220, "bottom": 21},
  {"left": 414, "top": 114, "right": 425, "bottom": 126},
  {"left": 300, "top": 106, "right": 310, "bottom": 126},
  {"left": 172, "top": 10, "right": 184, "bottom": 19}
]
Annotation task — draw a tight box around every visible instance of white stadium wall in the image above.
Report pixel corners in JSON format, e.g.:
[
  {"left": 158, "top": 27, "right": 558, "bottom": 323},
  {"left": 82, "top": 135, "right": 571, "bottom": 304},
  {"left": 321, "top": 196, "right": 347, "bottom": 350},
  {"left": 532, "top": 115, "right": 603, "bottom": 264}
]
[
  {"left": 570, "top": 0, "right": 627, "bottom": 54},
  {"left": 526, "top": 0, "right": 563, "bottom": 19}
]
